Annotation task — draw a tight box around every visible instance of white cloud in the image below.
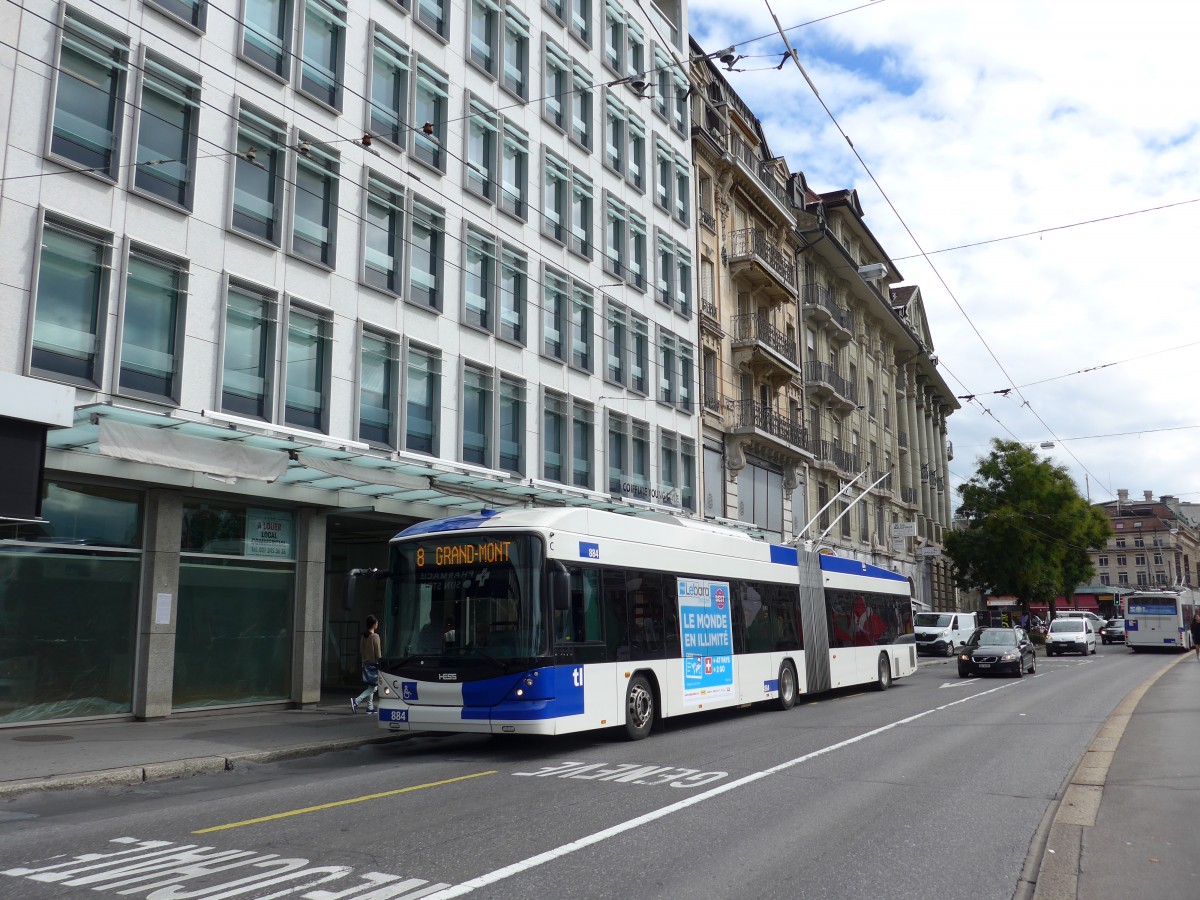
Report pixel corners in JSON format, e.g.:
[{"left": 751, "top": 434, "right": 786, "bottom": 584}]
[{"left": 689, "top": 0, "right": 1200, "bottom": 506}]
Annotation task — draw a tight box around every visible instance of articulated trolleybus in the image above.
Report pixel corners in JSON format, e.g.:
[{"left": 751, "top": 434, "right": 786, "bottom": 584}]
[
  {"left": 356, "top": 507, "right": 915, "bottom": 740},
  {"left": 1125, "top": 588, "right": 1199, "bottom": 652}
]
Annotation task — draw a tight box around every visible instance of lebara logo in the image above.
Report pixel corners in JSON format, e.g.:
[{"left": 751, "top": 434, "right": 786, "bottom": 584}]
[{"left": 713, "top": 587, "right": 727, "bottom": 610}]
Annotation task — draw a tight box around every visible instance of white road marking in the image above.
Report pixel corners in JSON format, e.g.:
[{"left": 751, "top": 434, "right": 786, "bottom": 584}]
[{"left": 426, "top": 682, "right": 1018, "bottom": 898}]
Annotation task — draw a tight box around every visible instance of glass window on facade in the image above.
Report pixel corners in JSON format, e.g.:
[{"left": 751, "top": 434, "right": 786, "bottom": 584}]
[
  {"left": 177, "top": 502, "right": 295, "bottom": 708},
  {"left": 242, "top": 0, "right": 291, "bottom": 76},
  {"left": 681, "top": 439, "right": 696, "bottom": 511},
  {"left": 467, "top": 98, "right": 499, "bottom": 201},
  {"left": 543, "top": 268, "right": 568, "bottom": 361},
  {"left": 370, "top": 29, "right": 409, "bottom": 145},
  {"left": 572, "top": 401, "right": 594, "bottom": 489},
  {"left": 120, "top": 248, "right": 186, "bottom": 402},
  {"left": 149, "top": 0, "right": 207, "bottom": 29},
  {"left": 627, "top": 115, "right": 645, "bottom": 191},
  {"left": 299, "top": 0, "right": 344, "bottom": 108},
  {"left": 570, "top": 169, "right": 593, "bottom": 257},
  {"left": 0, "top": 483, "right": 142, "bottom": 723},
  {"left": 628, "top": 212, "right": 646, "bottom": 290},
  {"left": 464, "top": 228, "right": 496, "bottom": 331},
  {"left": 413, "top": 62, "right": 448, "bottom": 169},
  {"left": 222, "top": 283, "right": 276, "bottom": 419},
  {"left": 359, "top": 330, "right": 397, "bottom": 446},
  {"left": 284, "top": 305, "right": 330, "bottom": 430},
  {"left": 51, "top": 10, "right": 128, "bottom": 177},
  {"left": 603, "top": 2, "right": 623, "bottom": 71},
  {"left": 500, "top": 123, "right": 528, "bottom": 219},
  {"left": 31, "top": 219, "right": 110, "bottom": 385},
  {"left": 501, "top": 6, "right": 529, "bottom": 97},
  {"left": 292, "top": 138, "right": 339, "bottom": 266},
  {"left": 499, "top": 247, "right": 527, "bottom": 343},
  {"left": 498, "top": 376, "right": 525, "bottom": 474},
  {"left": 462, "top": 366, "right": 493, "bottom": 466},
  {"left": 605, "top": 301, "right": 626, "bottom": 385},
  {"left": 470, "top": 0, "right": 499, "bottom": 72},
  {"left": 543, "top": 391, "right": 566, "bottom": 482},
  {"left": 544, "top": 43, "right": 569, "bottom": 129},
  {"left": 631, "top": 420, "right": 650, "bottom": 493},
  {"left": 607, "top": 411, "right": 628, "bottom": 494},
  {"left": 364, "top": 174, "right": 404, "bottom": 293},
  {"left": 135, "top": 56, "right": 200, "bottom": 208},
  {"left": 570, "top": 284, "right": 594, "bottom": 371},
  {"left": 570, "top": 65, "right": 593, "bottom": 149},
  {"left": 405, "top": 345, "right": 441, "bottom": 454},
  {"left": 630, "top": 313, "right": 649, "bottom": 394},
  {"left": 410, "top": 199, "right": 444, "bottom": 309},
  {"left": 418, "top": 0, "right": 448, "bottom": 37},
  {"left": 233, "top": 106, "right": 286, "bottom": 244}
]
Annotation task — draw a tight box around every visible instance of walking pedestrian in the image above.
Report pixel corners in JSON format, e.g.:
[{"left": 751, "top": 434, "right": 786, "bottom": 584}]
[
  {"left": 1190, "top": 612, "right": 1200, "bottom": 661},
  {"left": 351, "top": 615, "right": 381, "bottom": 713}
]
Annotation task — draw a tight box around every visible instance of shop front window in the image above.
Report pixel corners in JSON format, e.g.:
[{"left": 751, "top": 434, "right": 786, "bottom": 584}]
[
  {"left": 0, "top": 482, "right": 142, "bottom": 723},
  {"left": 176, "top": 502, "right": 295, "bottom": 708}
]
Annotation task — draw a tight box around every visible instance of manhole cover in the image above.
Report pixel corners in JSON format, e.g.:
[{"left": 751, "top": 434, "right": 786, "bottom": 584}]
[{"left": 11, "top": 734, "right": 74, "bottom": 743}]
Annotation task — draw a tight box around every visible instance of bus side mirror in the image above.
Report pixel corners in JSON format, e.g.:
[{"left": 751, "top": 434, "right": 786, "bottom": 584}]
[
  {"left": 344, "top": 567, "right": 381, "bottom": 611},
  {"left": 550, "top": 563, "right": 571, "bottom": 611}
]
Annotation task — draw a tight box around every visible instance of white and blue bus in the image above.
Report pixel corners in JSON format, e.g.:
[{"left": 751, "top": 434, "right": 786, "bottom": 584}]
[
  {"left": 1125, "top": 589, "right": 1199, "bottom": 652},
  {"left": 353, "top": 508, "right": 915, "bottom": 740}
]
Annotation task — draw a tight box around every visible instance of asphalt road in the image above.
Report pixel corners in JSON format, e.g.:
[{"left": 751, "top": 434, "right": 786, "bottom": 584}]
[{"left": 0, "top": 642, "right": 1162, "bottom": 900}]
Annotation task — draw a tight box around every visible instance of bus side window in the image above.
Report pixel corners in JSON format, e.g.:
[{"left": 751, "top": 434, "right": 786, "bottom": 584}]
[
  {"left": 557, "top": 567, "right": 602, "bottom": 644},
  {"left": 629, "top": 572, "right": 666, "bottom": 660},
  {"left": 602, "top": 569, "right": 630, "bottom": 661}
]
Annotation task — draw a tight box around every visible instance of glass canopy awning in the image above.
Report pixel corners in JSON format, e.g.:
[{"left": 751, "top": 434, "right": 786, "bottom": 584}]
[{"left": 42, "top": 403, "right": 751, "bottom": 530}]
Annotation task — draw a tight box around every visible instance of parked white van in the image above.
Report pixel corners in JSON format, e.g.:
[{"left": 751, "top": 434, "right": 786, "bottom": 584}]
[{"left": 914, "top": 611, "right": 979, "bottom": 657}]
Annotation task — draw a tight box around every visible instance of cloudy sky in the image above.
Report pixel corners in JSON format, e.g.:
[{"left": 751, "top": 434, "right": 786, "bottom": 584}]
[{"left": 688, "top": 0, "right": 1200, "bottom": 510}]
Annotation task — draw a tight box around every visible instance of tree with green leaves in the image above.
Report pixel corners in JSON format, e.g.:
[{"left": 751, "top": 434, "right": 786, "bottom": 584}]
[{"left": 943, "top": 439, "right": 1113, "bottom": 618}]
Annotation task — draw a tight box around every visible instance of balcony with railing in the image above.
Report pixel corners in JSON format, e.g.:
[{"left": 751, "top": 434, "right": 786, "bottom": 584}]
[
  {"left": 802, "top": 283, "right": 854, "bottom": 342},
  {"left": 897, "top": 431, "right": 908, "bottom": 452},
  {"left": 728, "top": 399, "right": 809, "bottom": 461},
  {"left": 726, "top": 227, "right": 797, "bottom": 301},
  {"left": 703, "top": 389, "right": 723, "bottom": 413},
  {"left": 731, "top": 313, "right": 800, "bottom": 381},
  {"left": 804, "top": 360, "right": 858, "bottom": 411},
  {"left": 729, "top": 135, "right": 793, "bottom": 212},
  {"left": 871, "top": 469, "right": 894, "bottom": 494},
  {"left": 699, "top": 206, "right": 716, "bottom": 231},
  {"left": 901, "top": 486, "right": 917, "bottom": 505}
]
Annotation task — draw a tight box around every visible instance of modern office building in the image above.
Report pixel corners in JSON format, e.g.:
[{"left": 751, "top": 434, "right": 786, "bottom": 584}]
[{"left": 0, "top": 0, "right": 697, "bottom": 723}]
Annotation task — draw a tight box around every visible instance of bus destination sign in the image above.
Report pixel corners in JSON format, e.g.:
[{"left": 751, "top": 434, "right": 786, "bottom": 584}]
[{"left": 416, "top": 539, "right": 512, "bottom": 569}]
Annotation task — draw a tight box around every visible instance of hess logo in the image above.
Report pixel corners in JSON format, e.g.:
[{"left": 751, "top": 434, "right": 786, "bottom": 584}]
[{"left": 438, "top": 673, "right": 458, "bottom": 681}]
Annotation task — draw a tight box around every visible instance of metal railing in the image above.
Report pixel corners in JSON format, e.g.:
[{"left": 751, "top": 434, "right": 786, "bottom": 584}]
[
  {"left": 730, "top": 399, "right": 807, "bottom": 450},
  {"left": 727, "top": 227, "right": 796, "bottom": 288},
  {"left": 732, "top": 313, "right": 798, "bottom": 364},
  {"left": 802, "top": 283, "right": 854, "bottom": 333},
  {"left": 804, "top": 360, "right": 858, "bottom": 405}
]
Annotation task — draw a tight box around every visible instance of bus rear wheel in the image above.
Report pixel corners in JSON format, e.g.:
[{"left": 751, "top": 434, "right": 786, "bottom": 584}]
[
  {"left": 875, "top": 653, "right": 892, "bottom": 691},
  {"left": 776, "top": 662, "right": 797, "bottom": 711},
  {"left": 624, "top": 674, "right": 655, "bottom": 740}
]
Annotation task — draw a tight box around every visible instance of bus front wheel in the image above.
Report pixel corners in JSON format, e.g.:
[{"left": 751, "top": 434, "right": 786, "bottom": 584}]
[
  {"left": 624, "top": 674, "right": 655, "bottom": 740},
  {"left": 875, "top": 653, "right": 892, "bottom": 691},
  {"left": 776, "top": 662, "right": 797, "bottom": 711}
]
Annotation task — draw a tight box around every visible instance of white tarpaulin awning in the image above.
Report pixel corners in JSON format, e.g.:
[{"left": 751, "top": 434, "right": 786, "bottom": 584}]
[{"left": 98, "top": 419, "right": 289, "bottom": 482}]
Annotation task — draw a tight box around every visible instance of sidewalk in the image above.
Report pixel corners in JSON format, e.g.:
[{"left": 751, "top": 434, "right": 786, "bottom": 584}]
[
  {"left": 1030, "top": 650, "right": 1199, "bottom": 899},
  {"left": 0, "top": 694, "right": 407, "bottom": 799}
]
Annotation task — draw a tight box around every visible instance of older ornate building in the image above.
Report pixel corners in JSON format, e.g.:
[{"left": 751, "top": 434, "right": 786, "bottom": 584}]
[{"left": 689, "top": 41, "right": 958, "bottom": 610}]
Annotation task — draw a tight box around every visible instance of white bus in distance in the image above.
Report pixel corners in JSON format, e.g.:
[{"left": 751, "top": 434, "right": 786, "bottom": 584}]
[
  {"left": 1125, "top": 589, "right": 1199, "bottom": 652},
  {"left": 350, "top": 507, "right": 916, "bottom": 740}
]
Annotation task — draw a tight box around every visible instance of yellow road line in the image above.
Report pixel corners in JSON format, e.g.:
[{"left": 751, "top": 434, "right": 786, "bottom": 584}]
[{"left": 192, "top": 770, "right": 497, "bottom": 834}]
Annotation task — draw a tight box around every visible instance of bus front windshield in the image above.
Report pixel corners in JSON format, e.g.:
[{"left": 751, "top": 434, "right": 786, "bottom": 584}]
[{"left": 388, "top": 533, "right": 546, "bottom": 662}]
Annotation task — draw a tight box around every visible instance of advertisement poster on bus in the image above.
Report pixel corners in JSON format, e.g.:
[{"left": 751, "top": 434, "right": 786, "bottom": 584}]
[{"left": 677, "top": 578, "right": 735, "bottom": 706}]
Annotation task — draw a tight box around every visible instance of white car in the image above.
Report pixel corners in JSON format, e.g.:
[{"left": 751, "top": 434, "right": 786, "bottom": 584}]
[{"left": 1046, "top": 618, "right": 1097, "bottom": 656}]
